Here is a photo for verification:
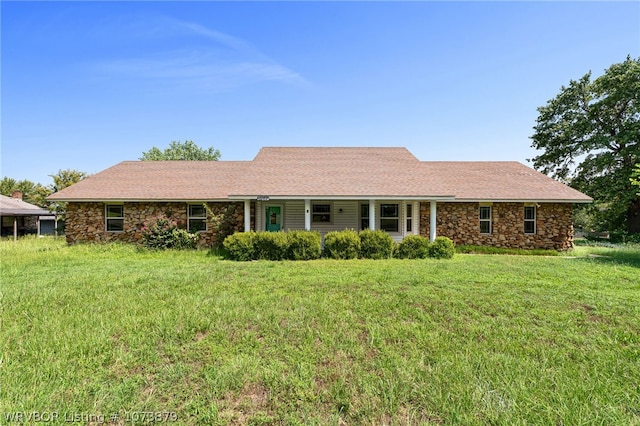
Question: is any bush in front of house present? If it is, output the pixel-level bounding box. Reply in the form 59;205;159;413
223;231;257;261
287;230;322;260
323;229;361;259
428;236;456;259
223;230;321;261
253;231;290;261
359;229;395;259
396;235;430;259
141;216;199;250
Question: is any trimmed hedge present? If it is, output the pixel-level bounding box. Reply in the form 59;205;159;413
287;230;322;260
223;230;321;261
223;231;257;261
359;229;395;259
254;231;289;261
223;230;456;261
429;236;456;259
396;235;430;259
323;229;361;260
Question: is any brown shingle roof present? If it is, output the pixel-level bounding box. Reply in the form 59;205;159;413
0;194;53;216
48;147;592;202
48;161;251;201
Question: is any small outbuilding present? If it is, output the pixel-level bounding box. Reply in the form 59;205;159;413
0;192;56;240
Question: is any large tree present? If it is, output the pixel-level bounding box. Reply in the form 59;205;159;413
140;140;221;161
530;56;640;234
49;169;88;193
47;169;89;219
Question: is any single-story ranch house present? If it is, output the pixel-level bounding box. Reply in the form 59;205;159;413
48;147;592;250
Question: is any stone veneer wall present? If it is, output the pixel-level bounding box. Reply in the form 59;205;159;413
64;201;254;247
419;202;574;250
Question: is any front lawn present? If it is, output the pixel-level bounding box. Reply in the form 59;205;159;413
1;238;639;425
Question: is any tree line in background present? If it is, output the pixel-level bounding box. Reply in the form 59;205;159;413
0;169;88;217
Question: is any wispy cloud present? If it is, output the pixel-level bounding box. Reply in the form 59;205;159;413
88;16;311;93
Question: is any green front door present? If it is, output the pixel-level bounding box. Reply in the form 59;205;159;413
266;206;282;232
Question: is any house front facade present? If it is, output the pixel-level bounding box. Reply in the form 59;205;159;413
48;147;592;250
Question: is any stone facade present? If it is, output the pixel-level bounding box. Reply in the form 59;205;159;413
65;200;574;250
64;201;254;247
420;202;574;250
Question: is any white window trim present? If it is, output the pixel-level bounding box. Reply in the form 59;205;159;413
524;206;536;235
188;204;207;232
360;203;370;230
479;206;492;234
380;203;400;234
105;204;124;232
311;202;332;224
405;201;413;234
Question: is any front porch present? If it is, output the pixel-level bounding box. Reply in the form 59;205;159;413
240;199;441;242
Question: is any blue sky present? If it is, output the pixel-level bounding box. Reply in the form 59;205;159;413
2;1;639;185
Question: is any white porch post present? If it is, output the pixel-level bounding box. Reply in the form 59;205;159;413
430;201;437;242
413;201;420;235
304;199;311;231
369;200;376;230
13;216;17;241
244;199;251;232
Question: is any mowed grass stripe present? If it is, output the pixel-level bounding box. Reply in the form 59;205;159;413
1;237;639;425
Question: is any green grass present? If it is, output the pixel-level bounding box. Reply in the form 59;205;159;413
2;237;639;425
455;245;561;256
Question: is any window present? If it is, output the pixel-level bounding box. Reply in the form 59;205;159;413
360;204;370;230
406;203;413;233
380;204;399;232
188;204;207;232
106;205;124;232
312;204;331;223
524;206;536;234
479;206;492;234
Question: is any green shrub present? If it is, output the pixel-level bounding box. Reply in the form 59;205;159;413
254;231;289;261
396;235;430;259
141;216;199;250
287;230;322;260
359;229;395;259
223;231;257;261
428;236;455;259
324;229;361;259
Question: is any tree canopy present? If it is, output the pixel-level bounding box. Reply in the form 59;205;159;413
49;169;88;193
46;169;89;218
140;140;221;161
1;169;88;215
530;56;640;234
0;177;50;207
631;164;640;196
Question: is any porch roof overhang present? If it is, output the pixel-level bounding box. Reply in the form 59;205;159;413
0;209;54;216
447;198;593;204
228;195;457;201
43;198;232;203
